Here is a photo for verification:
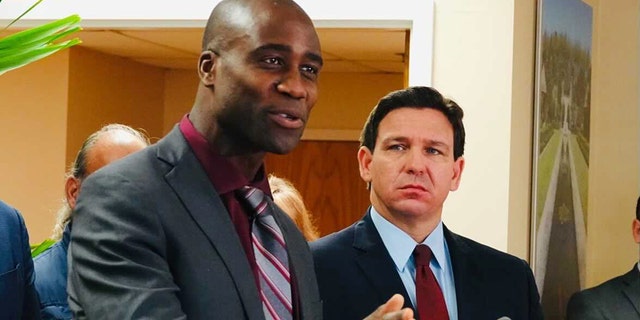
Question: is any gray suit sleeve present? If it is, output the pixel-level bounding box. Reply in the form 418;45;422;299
68;172;186;320
567;291;604;320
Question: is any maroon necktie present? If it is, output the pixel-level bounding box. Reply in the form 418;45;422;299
413;244;449;320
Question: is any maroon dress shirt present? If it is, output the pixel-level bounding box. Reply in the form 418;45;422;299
178;115;300;318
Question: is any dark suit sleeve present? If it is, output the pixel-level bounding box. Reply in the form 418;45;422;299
68;172;186;319
18;208;42;320
523;260;544;320
566;291;604;320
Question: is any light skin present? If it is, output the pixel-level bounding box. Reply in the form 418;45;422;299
358;107;464;243
633;218;640;254
191;0;323;180
364;294;415;320
65;130;147;209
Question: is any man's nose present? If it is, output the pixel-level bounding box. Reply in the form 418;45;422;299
405;149;425;176
276;68;307;100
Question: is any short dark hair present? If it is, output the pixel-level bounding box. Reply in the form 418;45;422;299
636;196;640;220
359;86;465;159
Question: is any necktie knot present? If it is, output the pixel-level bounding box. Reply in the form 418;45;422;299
237;186;268;217
413;244;433;267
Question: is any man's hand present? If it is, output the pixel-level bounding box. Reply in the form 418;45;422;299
364;294;415;320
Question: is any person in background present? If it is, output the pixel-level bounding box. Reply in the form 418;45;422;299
311;86;543;320
0;199;41;319
566;196;640;319
268;174;320;241
33;124;149;320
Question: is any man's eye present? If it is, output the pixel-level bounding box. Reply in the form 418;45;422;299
301;65;318;75
263;57;283;65
426;147;441;155
388;144;406;151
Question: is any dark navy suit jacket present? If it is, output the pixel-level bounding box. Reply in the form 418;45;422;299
310;210;543;320
34;225;71;319
0;200;41;319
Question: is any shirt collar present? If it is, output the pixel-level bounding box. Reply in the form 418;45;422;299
370;207;448;272
178;114;270;196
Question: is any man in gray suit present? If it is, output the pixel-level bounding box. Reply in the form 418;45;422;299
67;0;324;318
67;0;411;319
567;196;640;319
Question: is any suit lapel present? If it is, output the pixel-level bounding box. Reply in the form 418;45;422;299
354;211;414;310
445;226;484;319
621;266;640;316
159;128;264;320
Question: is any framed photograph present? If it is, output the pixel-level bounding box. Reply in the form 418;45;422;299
531;0;593;318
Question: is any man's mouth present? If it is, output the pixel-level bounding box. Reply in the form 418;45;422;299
269;112;304;129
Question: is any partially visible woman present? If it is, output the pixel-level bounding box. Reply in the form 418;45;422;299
268;174;320;241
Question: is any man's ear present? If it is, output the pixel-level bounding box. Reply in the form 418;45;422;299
357;146;373;184
198;50;217;86
632;218;640;244
450;156;465;191
65;177;81;210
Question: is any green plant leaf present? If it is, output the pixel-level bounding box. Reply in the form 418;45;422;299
0;37;81;75
0;14;81;49
0;14;82;76
30;238;56;258
3;0;45;30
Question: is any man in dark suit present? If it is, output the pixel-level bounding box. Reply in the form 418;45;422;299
311;87;543;320
566;196;640;320
0;199;40;319
67;1;410;319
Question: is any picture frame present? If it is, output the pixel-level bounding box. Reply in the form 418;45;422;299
531;0;593;318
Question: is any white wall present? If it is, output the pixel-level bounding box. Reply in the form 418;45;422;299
432;0;515;252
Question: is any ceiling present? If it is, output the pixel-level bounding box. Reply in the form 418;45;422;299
70;27;408;73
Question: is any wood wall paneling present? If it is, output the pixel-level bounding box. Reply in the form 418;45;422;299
265;141;370;237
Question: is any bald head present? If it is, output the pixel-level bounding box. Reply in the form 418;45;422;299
202;0;313;51
84;129;148;176
70;124;149;180
66;124;149;208
52;124;150;239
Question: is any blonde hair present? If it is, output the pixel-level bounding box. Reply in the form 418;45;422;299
268;174;320;241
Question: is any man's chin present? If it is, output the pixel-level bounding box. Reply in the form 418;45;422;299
267;141;299;154
393;201;439;218
267;133;303;154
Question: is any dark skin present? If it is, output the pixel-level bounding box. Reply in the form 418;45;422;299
190;1;415;318
190;0;323;180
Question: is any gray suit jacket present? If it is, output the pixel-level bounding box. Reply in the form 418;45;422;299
68;127;321;319
567;266;640;320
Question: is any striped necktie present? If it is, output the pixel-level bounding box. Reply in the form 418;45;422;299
237;186;293;320
413;244;449;320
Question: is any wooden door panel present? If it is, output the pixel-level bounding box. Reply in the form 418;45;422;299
265;141;370;236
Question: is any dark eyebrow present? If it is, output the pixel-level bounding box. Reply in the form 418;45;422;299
254;43;323;66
